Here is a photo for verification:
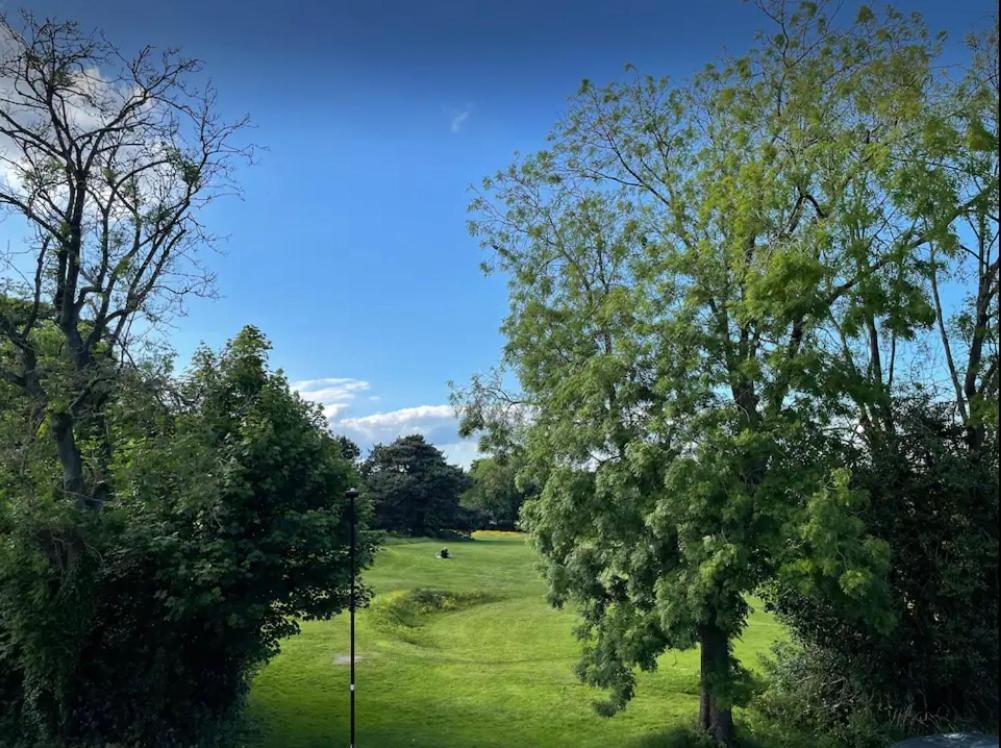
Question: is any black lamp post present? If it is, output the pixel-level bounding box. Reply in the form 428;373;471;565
345;487;359;748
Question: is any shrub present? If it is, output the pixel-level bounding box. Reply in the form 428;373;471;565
0;327;376;746
763;398;999;741
755;642;905;748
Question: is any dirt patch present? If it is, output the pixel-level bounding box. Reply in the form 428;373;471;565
332;653;368;666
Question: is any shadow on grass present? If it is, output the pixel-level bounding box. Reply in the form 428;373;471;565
627;724;808;748
379;532;480;545
627;725;715;748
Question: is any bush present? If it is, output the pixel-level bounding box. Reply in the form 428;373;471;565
763;397;999;742
755;642;905;748
0;327;376;746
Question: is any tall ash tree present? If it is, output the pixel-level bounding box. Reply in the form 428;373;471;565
463;2;993;744
923;24;999;449
0;12;250;509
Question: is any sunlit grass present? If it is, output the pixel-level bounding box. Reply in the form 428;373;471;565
243;532;788;747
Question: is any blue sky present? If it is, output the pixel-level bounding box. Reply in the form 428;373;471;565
4;0;995;465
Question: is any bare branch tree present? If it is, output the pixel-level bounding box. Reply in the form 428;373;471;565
0;11;252;508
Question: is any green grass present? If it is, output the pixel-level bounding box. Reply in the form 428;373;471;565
243;532;788;747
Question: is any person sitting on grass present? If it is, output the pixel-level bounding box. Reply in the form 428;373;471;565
437;547;450;559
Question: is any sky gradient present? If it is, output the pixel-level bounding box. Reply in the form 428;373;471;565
4;0;996;465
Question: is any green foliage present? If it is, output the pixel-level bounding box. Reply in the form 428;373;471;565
463;2;997;743
756;641;906;748
0;327;374;746
335;434;362;462
461;455;535;529
765;397;999;737
362;434;473;535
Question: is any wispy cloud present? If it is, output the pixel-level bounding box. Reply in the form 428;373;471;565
292;377;370;419
447;103;474;134
450;109;470;133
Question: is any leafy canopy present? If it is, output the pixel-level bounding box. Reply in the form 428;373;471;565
0;326;375;745
463;2;993;737
362;434;472;536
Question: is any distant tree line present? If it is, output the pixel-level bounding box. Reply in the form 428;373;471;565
345;433;533;536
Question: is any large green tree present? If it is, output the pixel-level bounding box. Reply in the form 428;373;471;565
361;434;472;535
462;455;534;529
765;19;999;737
463;3;995;743
1;327;374;744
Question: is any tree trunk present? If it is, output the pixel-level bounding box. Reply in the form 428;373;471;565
90;407;113;507
699;625;735;746
51;411;89;510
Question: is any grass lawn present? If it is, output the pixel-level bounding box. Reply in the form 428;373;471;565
243;531;787;747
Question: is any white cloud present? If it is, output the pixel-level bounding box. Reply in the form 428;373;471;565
337;403;455;441
292;375;481;467
333;403;479;467
437;439;481;469
292;377;370;420
0;31;147;194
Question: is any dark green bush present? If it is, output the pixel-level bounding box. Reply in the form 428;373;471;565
0;327;376;746
762;397;999;743
755;642;905;748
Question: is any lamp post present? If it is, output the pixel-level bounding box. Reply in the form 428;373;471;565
345;487;359;748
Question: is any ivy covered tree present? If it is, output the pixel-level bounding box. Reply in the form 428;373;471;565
462;2;995;743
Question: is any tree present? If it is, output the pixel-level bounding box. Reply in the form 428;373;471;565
336;434;362;462
463;3;993;743
1;327;375;744
765;22;999;736
920;24;999;454
462;455;533;529
361;434;471;535
0;12;250;509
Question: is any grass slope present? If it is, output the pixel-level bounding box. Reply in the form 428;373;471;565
244;532;786;747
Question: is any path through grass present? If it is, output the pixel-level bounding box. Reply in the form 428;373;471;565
244;532;786;747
